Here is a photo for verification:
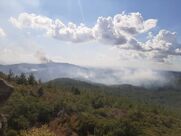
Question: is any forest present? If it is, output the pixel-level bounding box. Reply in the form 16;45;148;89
0;71;181;136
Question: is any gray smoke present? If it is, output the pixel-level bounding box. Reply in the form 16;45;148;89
0;62;178;88
34;50;53;64
74;68;172;87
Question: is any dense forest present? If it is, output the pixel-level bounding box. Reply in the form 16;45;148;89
0;71;181;136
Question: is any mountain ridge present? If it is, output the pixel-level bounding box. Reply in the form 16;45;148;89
0;62;181;87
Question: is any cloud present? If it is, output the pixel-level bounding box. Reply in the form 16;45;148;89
9;13;94;43
10;12;181;63
144;30;179;51
112;12;157;35
117;30;181;62
50;22;94;43
93;16;128;45
142;30;181;62
0;28;6;37
9;13;52;30
10;12;157;44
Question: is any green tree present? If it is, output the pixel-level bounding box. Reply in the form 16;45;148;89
71;87;81;95
7;69;14;81
17;73;27;85
37;87;44;97
27;73;37;85
11;116;29;130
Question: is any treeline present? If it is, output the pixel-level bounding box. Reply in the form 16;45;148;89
7;70;41;85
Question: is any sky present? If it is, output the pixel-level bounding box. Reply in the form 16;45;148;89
0;0;181;71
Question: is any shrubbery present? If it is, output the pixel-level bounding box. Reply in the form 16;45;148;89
0;72;181;136
20;125;55;136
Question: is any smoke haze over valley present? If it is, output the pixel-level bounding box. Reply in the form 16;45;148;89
0;62;179;88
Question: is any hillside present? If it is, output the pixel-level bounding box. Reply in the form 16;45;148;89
0;72;181;136
48;78;181;109
0;63;181;87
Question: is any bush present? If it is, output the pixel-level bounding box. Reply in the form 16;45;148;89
71;87;81;95
37;104;53;123
11;116;30;130
7;129;18;136
115;119;142;136
20;125;55;136
91;97;104;109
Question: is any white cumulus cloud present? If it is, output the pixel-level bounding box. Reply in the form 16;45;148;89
9;12;181;63
118;30;181;62
10;12;157;44
0;28;6;37
142;30;181;62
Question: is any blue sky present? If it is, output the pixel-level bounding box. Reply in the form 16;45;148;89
37;0;181;34
0;0;181;71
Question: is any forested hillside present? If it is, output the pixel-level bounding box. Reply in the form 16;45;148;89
0;72;181;136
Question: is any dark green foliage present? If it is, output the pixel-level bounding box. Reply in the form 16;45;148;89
27;73;37;85
0;74;181;136
11;115;29;130
77;112;143;136
78;113;96;136
37;104;53;123
2;91;55;131
71;87;80;95
91;96;105;109
0;72;6;79
7;69;14;81
37;87;44;97
117;120;142;136
16;73;27;85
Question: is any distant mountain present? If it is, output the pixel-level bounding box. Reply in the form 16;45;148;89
0;62;90;82
0;62;181;87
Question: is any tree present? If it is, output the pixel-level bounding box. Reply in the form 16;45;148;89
71;87;80;95
10;115;29;130
37;87;44;97
27;73;37;85
17;73;27;85
7;69;14;81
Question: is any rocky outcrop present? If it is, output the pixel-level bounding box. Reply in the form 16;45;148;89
0;78;14;104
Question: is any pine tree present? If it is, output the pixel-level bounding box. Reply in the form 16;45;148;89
7;69;14;81
27;73;37;85
17;73;27;85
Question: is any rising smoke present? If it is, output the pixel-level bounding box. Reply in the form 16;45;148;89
34;50;53;63
75;67;173;87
